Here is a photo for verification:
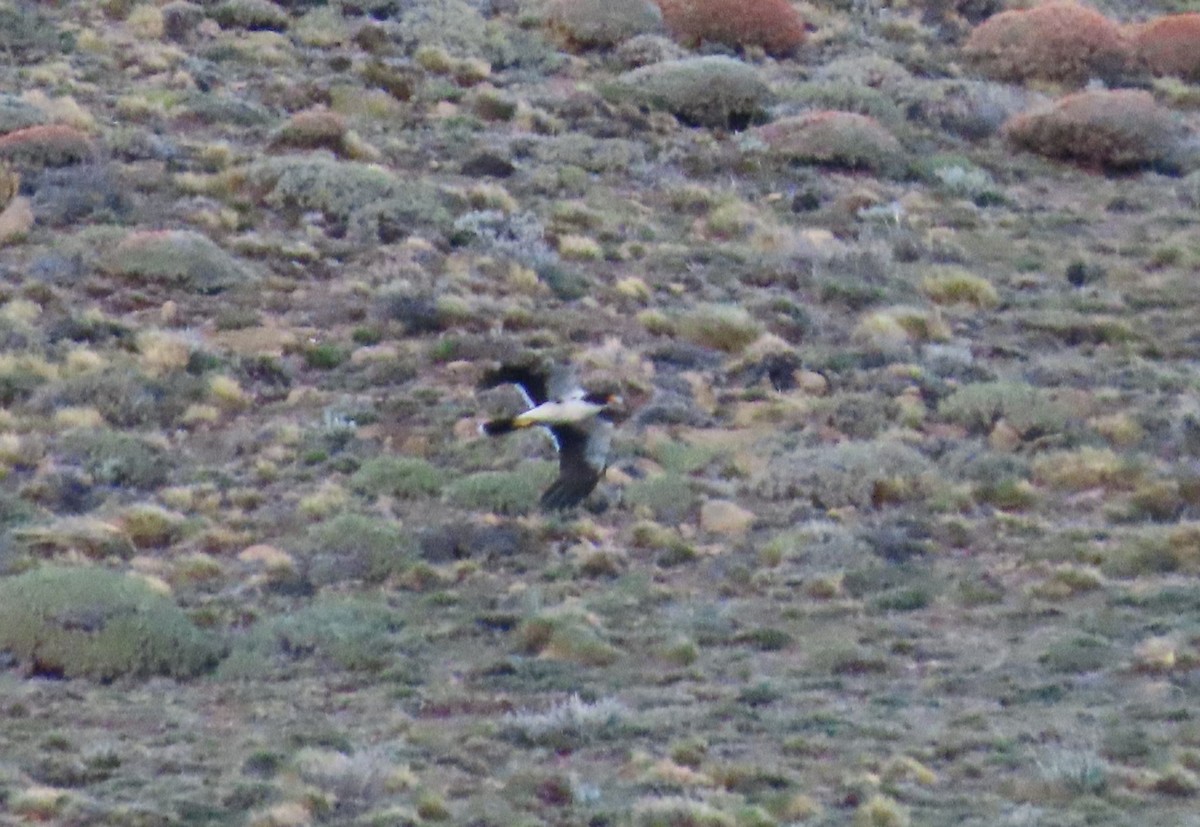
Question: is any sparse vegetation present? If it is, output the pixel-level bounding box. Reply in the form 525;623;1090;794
2;0;1199;822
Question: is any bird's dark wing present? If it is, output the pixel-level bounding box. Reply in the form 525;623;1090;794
540;422;606;510
479;363;551;407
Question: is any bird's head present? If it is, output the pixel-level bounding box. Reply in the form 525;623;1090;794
583;386;627;420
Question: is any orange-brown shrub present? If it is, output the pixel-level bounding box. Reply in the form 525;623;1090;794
653;0;805;56
754;111;903;172
1002;89;1181;172
962;1;1132;85
0;124;95;168
1131;13;1200;82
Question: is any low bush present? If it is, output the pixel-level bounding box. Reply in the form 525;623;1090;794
301;513;415;585
0;565;220;680
350;456;444;499
549;0;663;48
1003;89;1184;173
612;55;770;129
753;111;904;173
444;463;556;516
756;440;933;509
963;1;1132;85
1131;13;1200;82
220;597;404;677
653;0;806;56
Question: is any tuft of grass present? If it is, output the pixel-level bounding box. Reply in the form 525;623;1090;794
855;306;950;350
548;0;663;49
919;267;999;308
677;303;761;354
0;565;221;680
1035;746;1109;796
854;794;909;827
304;343;350;370
16;516;136;560
632;795;735;827
118;503;186;549
350;456;444;499
517;610;621;667
1032;447;1142;492
502;693;628;749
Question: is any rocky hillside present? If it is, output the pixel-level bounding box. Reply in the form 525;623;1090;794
1;0;1200;824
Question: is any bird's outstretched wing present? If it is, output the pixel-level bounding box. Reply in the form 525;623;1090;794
540;419;612;510
479;362;550;407
479;361;581;407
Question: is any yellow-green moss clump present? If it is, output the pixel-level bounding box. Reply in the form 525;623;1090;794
0;565;221;680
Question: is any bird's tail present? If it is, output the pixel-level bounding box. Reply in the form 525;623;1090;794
481;417;519;436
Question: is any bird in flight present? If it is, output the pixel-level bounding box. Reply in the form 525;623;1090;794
479;360;623;510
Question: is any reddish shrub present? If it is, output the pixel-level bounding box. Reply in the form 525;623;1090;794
1002;89;1182;172
962;1;1132;85
0;124;94;168
1131;13;1200;82
754;111;904;172
653;0;805;56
